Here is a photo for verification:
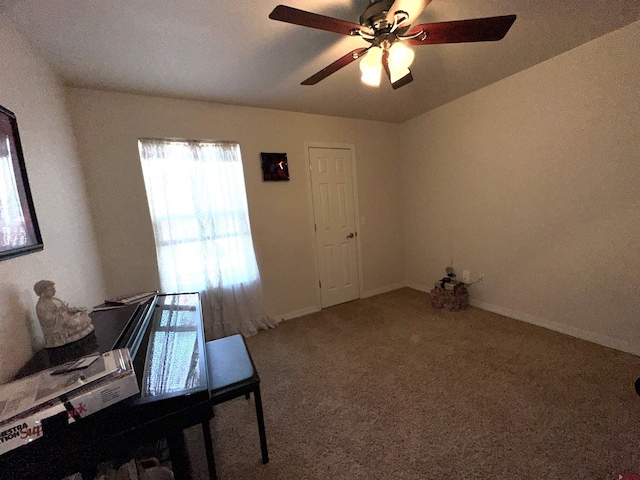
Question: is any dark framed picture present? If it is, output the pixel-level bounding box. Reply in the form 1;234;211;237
0;105;43;261
261;152;290;181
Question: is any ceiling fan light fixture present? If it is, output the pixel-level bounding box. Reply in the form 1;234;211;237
269;3;516;90
359;47;383;87
388;41;415;70
360;64;383;87
387;41;414;83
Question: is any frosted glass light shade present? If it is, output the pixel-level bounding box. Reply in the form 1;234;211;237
388;42;415;70
360;47;383;87
361;65;382;87
388;42;414;83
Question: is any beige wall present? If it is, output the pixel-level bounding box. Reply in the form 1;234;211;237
65;89;404;319
3;11;635;379
0;17;105;382
401;21;640;354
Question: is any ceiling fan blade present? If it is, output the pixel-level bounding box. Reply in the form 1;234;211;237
407;15;516;45
269;5;366;36
382;51;414;90
301;48;368;86
386;0;432;26
391;70;413;89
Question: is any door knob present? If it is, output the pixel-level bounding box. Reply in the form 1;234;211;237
347;233;355;239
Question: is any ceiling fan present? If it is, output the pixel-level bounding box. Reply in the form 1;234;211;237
269;0;516;89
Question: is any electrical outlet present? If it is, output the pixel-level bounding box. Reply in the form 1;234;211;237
462;270;471;283
478;273;485;283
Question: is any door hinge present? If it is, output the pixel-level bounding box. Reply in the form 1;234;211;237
314;223;316;232
319;280;321;288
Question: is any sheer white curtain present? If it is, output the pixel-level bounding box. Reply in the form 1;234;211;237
138;139;280;339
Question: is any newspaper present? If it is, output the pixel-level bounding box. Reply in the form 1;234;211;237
0;349;139;455
0;351;125;424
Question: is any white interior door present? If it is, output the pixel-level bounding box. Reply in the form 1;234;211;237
309;146;360;308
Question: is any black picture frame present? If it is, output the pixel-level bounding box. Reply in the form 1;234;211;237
261;152;290;181
0;105;43;261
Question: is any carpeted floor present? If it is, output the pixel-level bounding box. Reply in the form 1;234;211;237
185;287;640;479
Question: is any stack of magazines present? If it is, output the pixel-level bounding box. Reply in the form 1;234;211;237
0;349;139;455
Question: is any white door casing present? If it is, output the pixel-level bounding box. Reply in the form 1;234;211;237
308;146;360;308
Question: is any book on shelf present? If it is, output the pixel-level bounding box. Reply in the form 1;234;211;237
0;349;139;455
104;291;158;306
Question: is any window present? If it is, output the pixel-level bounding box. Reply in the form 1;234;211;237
138;139;259;293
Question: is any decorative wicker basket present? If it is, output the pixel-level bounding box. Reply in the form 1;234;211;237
429;284;469;312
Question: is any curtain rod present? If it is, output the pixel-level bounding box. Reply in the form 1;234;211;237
138;137;240;145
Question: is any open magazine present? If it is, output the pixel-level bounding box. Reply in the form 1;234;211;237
0;349;139;455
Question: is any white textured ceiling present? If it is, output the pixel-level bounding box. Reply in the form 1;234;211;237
0;0;638;123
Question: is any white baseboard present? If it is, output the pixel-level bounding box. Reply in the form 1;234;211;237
278;305;320;321
408;283;431;294
407;284;639;357
469;299;639;356
276;283;406;321
362;282;406;299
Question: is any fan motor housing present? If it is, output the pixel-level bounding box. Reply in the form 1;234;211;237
359;0;395;29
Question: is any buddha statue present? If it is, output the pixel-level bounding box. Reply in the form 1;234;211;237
33;280;94;348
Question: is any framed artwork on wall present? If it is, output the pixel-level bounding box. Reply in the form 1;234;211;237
260;152;290;181
0;105;43;261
